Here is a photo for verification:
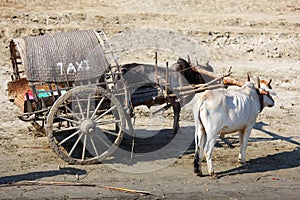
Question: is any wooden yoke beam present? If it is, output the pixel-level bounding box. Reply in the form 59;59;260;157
191;66;245;87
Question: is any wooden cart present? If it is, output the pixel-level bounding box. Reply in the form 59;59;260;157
7;29;237;164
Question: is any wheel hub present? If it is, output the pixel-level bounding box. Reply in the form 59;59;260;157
80;119;95;134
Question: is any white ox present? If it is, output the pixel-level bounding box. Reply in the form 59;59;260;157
193;79;275;177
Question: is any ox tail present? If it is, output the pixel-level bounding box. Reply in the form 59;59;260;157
197;111;207;154
193;101;207;151
193;101;207;174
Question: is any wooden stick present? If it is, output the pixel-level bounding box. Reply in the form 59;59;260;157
193;66;270;95
22;146;49;149
176;75;225;91
155;52;159;85
169;84;224;97
165;62;169;97
0;181;151;196
101;185;151;195
0;181;94;187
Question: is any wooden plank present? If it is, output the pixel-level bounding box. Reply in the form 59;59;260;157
7;78;30;101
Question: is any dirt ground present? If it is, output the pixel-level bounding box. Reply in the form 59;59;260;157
0;0;300;199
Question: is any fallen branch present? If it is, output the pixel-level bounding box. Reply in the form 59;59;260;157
100;185;151;195
0;181;151;196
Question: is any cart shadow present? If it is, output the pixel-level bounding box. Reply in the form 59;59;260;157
0;167;87;185
105;120;300;175
106;126;195;165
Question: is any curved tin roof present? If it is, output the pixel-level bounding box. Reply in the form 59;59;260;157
14;29;109;83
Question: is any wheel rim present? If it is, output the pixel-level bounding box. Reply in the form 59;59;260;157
46;86;125;164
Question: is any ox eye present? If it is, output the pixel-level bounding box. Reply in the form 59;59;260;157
269;90;277;97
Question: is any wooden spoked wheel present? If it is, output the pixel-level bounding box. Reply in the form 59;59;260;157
46;86;125;164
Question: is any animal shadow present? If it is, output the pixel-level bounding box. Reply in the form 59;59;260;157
217;147;299;177
215;121;300;177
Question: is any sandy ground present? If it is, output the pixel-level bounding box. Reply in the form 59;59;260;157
0;0;300;199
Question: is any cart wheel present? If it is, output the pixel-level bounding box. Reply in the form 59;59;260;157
46;86;125;164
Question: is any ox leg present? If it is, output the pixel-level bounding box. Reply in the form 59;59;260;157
194;133;205;176
194;146;200;174
172;102;180;134
238;127;252;164
205;134;218;177
194;122;200;174
193;113;205;176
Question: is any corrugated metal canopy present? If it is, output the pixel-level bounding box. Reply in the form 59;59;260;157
13;29;108;83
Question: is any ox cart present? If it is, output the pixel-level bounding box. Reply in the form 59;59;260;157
7;29;238;164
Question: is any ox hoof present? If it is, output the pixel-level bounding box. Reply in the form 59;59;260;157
210;172;219;179
240;163;249;169
238;160;248;166
194;169;203;177
173;125;179;134
196;172;204;177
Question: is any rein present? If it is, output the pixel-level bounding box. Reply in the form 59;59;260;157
177;66;195;73
255;89;265;113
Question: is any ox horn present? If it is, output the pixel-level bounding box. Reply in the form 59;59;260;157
257;76;261;88
268;79;272;85
187;55;191;64
247;72;251;81
258;88;268;95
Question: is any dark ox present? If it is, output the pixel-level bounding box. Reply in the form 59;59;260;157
120;58;214;133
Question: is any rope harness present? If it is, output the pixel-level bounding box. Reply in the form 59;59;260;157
256;89;264;113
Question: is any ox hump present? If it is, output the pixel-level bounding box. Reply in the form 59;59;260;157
242;81;255;88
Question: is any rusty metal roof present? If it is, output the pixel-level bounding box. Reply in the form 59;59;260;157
13;29;108;83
